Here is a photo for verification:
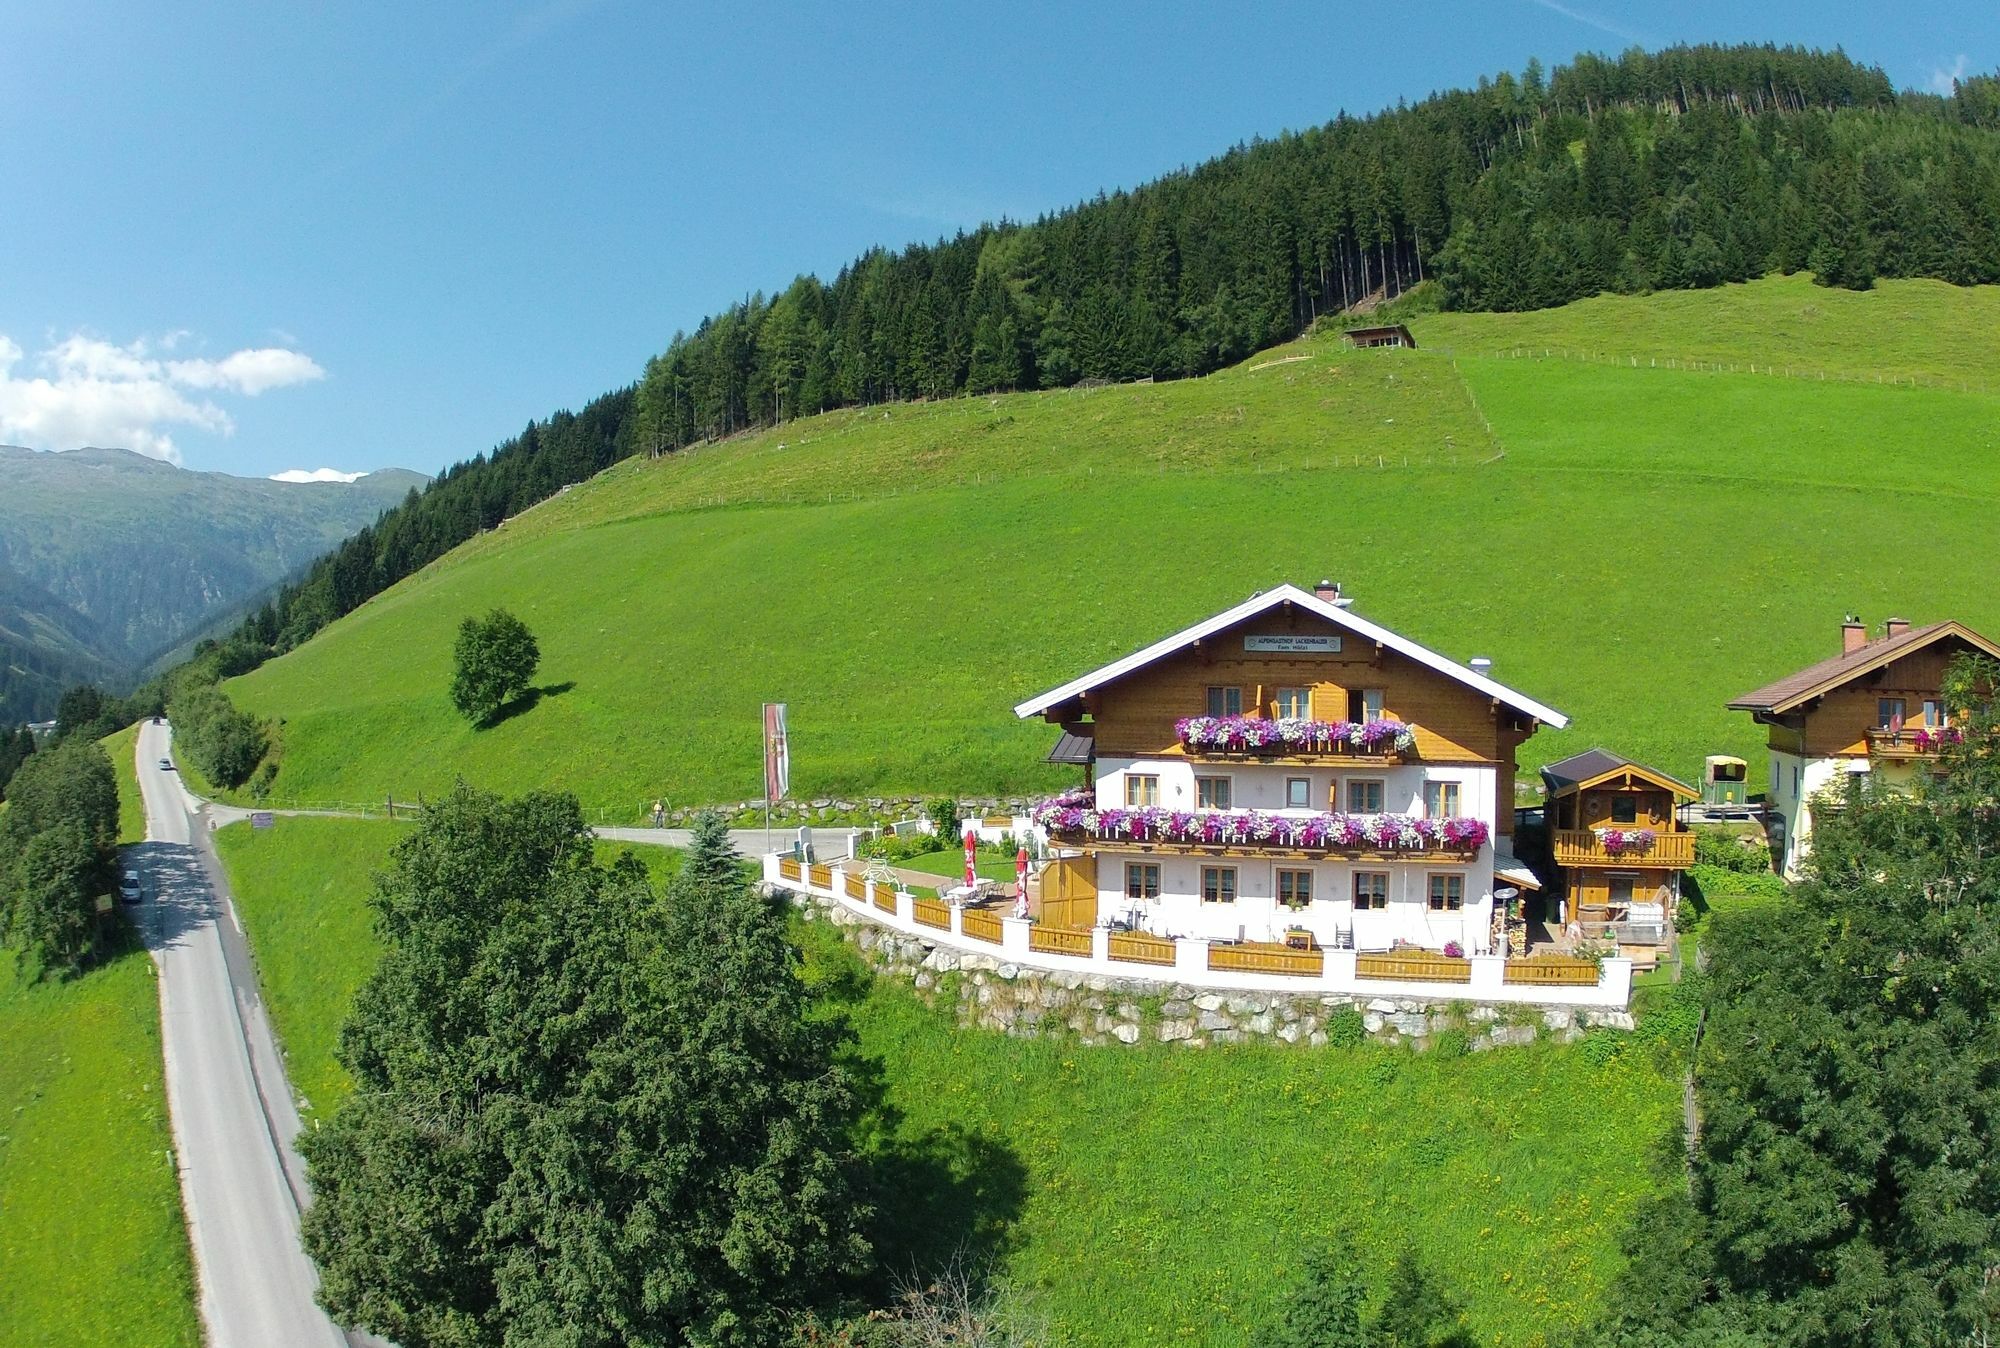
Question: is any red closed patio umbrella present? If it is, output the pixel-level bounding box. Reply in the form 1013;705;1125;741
964;825;978;891
1016;846;1029;900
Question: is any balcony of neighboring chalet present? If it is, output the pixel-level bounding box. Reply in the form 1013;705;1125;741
1550;828;1694;869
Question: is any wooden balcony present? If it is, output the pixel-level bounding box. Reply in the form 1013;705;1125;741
1866;727;1958;760
1552;828;1693;869
1043;827;1480;865
1179;743;1404;767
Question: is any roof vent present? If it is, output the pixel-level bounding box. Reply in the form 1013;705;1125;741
1470;656;1494;678
1314;579;1353;608
1842;615;1867;654
1884;617;1911;639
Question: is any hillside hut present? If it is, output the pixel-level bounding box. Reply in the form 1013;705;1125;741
1343;324;1416;350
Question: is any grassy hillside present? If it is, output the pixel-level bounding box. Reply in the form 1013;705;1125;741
216;816;1681;1346
226;276;2000;811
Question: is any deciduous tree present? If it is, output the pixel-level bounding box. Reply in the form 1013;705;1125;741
449;608;540;726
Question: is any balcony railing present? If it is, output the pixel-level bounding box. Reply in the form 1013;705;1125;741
1552;828;1694;868
1867;726;1960;759
1175;714;1417;763
1033;795;1489;859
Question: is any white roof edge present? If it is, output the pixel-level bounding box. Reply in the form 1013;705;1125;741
1013;583;1570;729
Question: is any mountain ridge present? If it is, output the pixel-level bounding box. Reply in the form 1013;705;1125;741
0;444;426;722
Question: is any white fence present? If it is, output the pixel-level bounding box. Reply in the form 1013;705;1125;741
766;854;1632;1008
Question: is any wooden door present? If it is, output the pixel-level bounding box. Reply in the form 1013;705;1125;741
1038;854;1099;930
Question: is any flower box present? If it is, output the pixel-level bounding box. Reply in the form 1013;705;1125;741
1030;790;1489;854
1174;715;1417;757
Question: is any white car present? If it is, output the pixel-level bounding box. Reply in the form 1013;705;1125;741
159;758;174;771
119;870;143;904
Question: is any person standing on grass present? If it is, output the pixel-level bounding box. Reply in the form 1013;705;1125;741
652;799;665;828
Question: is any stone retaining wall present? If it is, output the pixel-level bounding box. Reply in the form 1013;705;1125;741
792;893;1635;1050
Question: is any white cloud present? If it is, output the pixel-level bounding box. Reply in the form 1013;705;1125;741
168;347;326;395
270;467;367;483
1932;54;1971;95
0;329;326;465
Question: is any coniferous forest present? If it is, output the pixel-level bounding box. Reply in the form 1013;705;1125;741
186;43;2000;685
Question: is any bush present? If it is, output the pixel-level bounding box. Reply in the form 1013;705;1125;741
927;798;962;842
449;608;540;726
0;739;119;978
1324;1006;1366;1048
1692;828;1769;873
168;683;267;789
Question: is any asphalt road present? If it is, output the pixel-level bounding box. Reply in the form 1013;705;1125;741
133;720;350;1348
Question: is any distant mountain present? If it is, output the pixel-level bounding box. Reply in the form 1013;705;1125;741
0;445;426;722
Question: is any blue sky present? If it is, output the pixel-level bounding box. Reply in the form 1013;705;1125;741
1;0;1993;479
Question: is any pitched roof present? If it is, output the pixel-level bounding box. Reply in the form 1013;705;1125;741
1013;583;1569;727
1541;748;1695;798
1726;621;2000;714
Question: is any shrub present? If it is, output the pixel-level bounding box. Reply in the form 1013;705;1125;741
168;683;267;789
926;798;962;842
1324;1005;1366;1047
1692;828;1770;873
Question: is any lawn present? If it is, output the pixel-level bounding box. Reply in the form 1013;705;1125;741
0;943;199;1348
212;815;682;1114
219;816;1680;1346
224;276;2000;814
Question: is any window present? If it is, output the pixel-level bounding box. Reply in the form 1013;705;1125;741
1125;774;1159;807
1923;699;1948;728
1200;866;1238;904
1422;781;1461;819
1285;776;1312;810
1275;687;1312;720
1125;863;1161;900
1206;686;1243;718
1607;873;1636;908
1352;872;1388;910
1195;776;1232;809
1427;874;1465;911
1878;697;1907;730
1277;869;1314;906
1610;794;1638;824
1348;688;1386;722
1347;778;1385;814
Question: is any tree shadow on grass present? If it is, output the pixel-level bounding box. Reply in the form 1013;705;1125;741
481;681;576;729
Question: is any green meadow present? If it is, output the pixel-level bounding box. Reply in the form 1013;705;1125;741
224;275;2000;813
0;732;198;1348
213;816;1682;1346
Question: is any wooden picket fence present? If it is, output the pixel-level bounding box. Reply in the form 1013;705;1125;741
1028;925;1094;957
1107;931;1176;966
1356;952;1472;983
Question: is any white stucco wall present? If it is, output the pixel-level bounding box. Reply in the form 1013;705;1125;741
1772;752;1862;876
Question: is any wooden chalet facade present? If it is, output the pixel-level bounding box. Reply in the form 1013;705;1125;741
1015;583;1564;958
1539;749;1694;965
1728;616;2000;875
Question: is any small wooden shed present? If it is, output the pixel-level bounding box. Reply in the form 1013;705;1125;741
1343;324;1416;349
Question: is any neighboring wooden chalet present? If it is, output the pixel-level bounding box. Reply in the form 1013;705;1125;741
1014;582;1564;959
1344;324;1416;349
1540;749;1695;968
1728;616;2000;874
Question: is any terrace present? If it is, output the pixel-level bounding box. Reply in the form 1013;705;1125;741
1866;726;1960;759
1174;714;1418;765
769;854;1630;1007
1032;791;1490;862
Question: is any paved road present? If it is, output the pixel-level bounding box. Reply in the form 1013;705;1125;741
133;721;350;1348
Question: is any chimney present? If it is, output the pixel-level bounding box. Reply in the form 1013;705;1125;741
1841;615;1866;654
1470;656;1494;678
1884;617;1911;639
1315;578;1353;608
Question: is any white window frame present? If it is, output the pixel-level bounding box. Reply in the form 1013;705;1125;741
1125;773;1160;808
1275;686;1312;720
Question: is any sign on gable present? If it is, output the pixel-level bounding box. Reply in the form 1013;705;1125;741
1244;634;1342;653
